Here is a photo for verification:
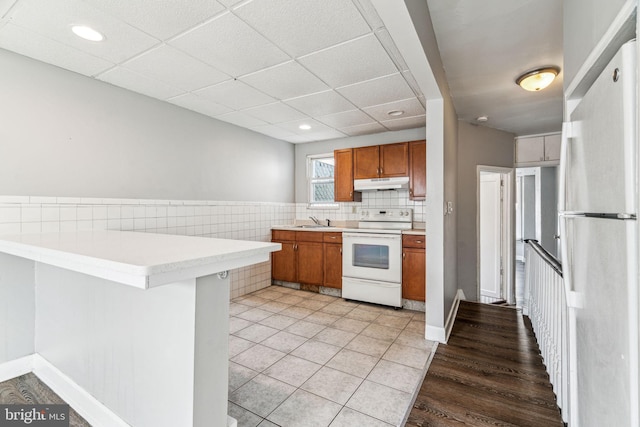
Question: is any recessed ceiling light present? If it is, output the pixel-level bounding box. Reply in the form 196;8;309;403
476;116;489;122
516;67;559;91
299;124;311;130
71;25;105;42
387;110;404;116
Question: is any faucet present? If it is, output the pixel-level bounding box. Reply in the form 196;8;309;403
309;216;321;225
326;219;331;227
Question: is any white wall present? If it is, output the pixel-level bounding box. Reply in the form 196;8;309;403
0;49;294;203
456;121;514;301
0;253;35;365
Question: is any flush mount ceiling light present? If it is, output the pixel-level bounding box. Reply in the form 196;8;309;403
298;124;311;130
71;25;105;42
387;110;404;117
516;67;559;91
476;116;488;122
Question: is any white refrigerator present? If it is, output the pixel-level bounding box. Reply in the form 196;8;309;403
559;40;639;426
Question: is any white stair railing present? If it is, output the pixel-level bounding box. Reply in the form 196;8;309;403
524;239;569;424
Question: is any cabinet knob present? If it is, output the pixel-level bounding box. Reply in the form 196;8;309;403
409;189;413;196
330;236;336;239
403;252;406;259
340;248;342;254
350;191;352;197
416;240;423;244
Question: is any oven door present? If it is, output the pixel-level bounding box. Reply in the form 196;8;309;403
342;232;401;283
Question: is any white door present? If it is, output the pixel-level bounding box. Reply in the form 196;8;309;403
480;172;502;300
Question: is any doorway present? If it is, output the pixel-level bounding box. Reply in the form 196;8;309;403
477;166;514;304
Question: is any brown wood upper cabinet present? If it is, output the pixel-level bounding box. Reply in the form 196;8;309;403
409;140;426;200
334;148;361;202
354;142;409;179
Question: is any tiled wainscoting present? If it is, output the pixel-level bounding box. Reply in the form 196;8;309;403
0;191;425;299
0;195;295;298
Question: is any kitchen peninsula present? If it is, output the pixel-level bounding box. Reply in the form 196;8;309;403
0;230;280;427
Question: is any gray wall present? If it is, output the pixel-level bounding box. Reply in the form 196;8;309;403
563;0;629;87
293;128;425;202
522;175;536;240
0;49;294;203
537;166;558;257
456;121;514;301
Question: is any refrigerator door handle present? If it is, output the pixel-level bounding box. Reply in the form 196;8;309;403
559;215;584;309
558;121;573;213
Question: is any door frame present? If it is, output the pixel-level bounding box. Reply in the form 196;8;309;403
476;166;515;304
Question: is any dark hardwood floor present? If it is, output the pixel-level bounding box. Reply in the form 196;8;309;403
0;373;90;426
407;301;564;427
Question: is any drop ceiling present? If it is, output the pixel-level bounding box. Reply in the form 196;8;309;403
0;0;564;141
0;0;426;143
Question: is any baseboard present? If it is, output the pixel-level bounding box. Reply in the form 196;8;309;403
32;354;130;427
425;325;446;342
444;289;466;342
0;354;34;383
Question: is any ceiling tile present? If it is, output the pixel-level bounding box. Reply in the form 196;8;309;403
381;114;426;131
82;0;225;40
0;0;16;17
97;67;184;100
240;61;328;100
169;11;289;77
0;23;114;76
249;124;297;140
284;90;355;117
281;134;315;143
168;93;233;117
216;111;268;128
298;34;397;87
194;79;276;110
363;98;425;122
7;0;159;63
217;0;244;7
276;118;333;135
243;102;307;124
300;129;347;142
339;122;387;136
234;0;371;57
337;73;414;108
122;45;230;91
316;110;375;128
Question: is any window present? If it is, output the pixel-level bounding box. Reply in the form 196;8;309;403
308;154;337;206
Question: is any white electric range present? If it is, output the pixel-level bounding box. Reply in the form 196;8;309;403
342;208;413;308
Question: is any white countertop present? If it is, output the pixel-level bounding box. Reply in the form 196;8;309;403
272;225;426;235
0;230;280;289
402;229;426;236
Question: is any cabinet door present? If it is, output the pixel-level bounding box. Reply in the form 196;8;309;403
323;243;342;289
544;133;561;161
380;142;409;177
297;241;324;285
272;241;297;282
516;137;545;163
353;145;380;179
334;149;361;202
402;248;425;301
408;141;426;200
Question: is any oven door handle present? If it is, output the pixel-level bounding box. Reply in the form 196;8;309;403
343;233;400;240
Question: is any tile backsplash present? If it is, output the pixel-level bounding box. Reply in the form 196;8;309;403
0;189;424;299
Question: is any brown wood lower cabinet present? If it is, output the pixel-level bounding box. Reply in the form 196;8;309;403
323;232;342;289
271;230;296;282
402;234;426;301
271;230;330;287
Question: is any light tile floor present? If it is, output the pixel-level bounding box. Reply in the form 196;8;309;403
228;286;436;427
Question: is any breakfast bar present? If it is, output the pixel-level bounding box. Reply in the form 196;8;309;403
0;230;280;427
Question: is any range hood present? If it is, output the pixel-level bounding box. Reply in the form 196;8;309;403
354;176;409;191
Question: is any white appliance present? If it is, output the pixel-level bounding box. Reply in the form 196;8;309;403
353;176;409;191
559;40;639;426
342;208;412;308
